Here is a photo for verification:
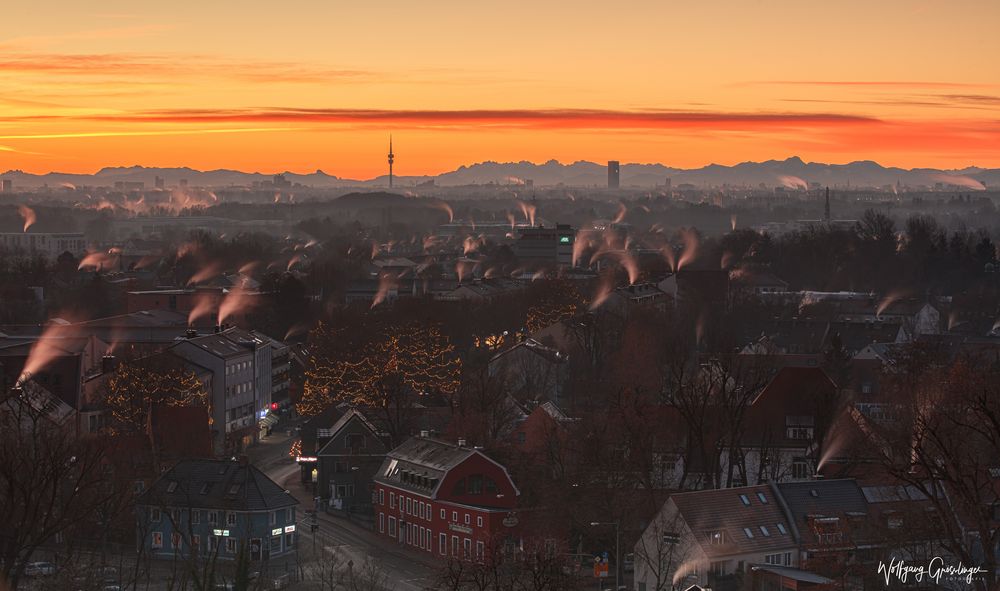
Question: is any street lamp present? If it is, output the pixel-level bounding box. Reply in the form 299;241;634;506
590;521;621;591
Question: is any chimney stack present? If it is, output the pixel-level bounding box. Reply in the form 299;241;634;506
185;328;198;339
419;430;429;438
457;438;466;447
101;354;118;374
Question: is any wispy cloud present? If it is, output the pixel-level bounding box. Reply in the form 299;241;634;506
65;107;879;131
738;80;994;90
0;25;173;50
0;52;371;83
0;128;298;141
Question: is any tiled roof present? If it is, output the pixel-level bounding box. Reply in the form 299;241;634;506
670;484;796;558
138;459;297;511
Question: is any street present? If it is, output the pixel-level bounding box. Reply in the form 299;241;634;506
250;422;439;591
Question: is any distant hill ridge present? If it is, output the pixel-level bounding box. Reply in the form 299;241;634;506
3;157;997;189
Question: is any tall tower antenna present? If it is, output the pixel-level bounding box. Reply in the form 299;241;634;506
388;135;394;189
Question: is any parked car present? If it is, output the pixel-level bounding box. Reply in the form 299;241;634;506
25;562;57;576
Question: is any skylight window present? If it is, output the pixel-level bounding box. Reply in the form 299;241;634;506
166;481;177;493
760;525;771;537
757;492;768;504
200;483;211;495
776;523;787;535
739;494;751;506
228;484;240;494
743;527;754;539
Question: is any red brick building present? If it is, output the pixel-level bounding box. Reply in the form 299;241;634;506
372;437;522;562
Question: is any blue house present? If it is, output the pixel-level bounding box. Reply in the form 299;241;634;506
136;458;298;567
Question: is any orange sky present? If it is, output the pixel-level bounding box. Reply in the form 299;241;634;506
1;0;999;177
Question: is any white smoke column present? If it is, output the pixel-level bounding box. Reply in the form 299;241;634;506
929;174;986;191
661;245;677;273
188;293;215;326
17;317;79;385
777;175;808;190
589;275;614;311
613;202;627;224
506;211;516;230
876;289;910;318
371;272;399;308
218;286;256;325
431;200;455;222
677;229;700;270
517;200;536;227
730;214;737;231
18;205;36;232
187;262;224;285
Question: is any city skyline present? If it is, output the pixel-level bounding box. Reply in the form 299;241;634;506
1;0;999;176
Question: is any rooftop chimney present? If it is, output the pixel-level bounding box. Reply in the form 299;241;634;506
419;430;429;438
457;438;466;447
185;328;198;339
101;354;118;374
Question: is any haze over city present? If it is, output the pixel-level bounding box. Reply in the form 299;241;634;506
3;3;1000;591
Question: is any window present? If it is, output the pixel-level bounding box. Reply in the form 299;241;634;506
776;523;787;535
477;541;485;560
192;510;201;525
390;492;395;508
463;538;472;558
739;494;750;506
477;516;483;527
440;509;446;520
152;532;163;549
764;553;782;565
784;552;793;566
452;536;459;556
469;474;484;494
226;538;238;553
440;533;447;555
207;511;218;525
209;536;219;552
407;498;412;515
388;517;397;536
271;534;281;552
285;533;294;548
286;508;294;522
743;527;754;539
708;530;725;545
192;535;200;552
791;459;809;479
887;515;903;529
379;490;384;506
171;509;180;524
270;511;277;526
759;526;770;537
171;532;182;549
465;513;471;525
379;513;385;533
226;512;237;526
710;561;727;576
757;492;768;504
452;511;458;522
166;481;178;493
151;508;161;523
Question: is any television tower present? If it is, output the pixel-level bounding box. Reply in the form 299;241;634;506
387;135;394;188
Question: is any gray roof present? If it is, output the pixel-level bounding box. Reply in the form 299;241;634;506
138;459;297;512
775;479;869;546
670;484;796;558
374;437;476;497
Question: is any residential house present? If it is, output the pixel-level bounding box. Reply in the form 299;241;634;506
372;437;522;563
135;458;298;568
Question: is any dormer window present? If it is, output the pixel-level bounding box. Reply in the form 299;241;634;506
707;530;725;545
